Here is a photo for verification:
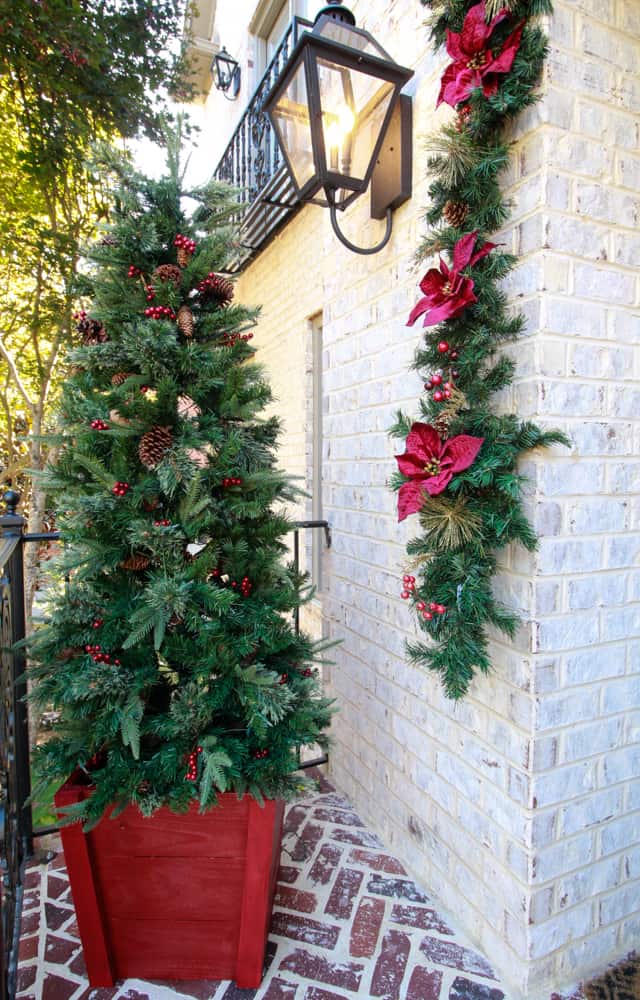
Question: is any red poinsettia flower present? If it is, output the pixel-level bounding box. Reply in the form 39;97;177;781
407;232;495;328
396;423;484;522
437;1;524;109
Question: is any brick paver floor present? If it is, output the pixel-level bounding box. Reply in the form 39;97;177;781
16;771;584;1000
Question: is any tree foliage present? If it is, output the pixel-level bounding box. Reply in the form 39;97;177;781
0;0;189;603
28;148;334;824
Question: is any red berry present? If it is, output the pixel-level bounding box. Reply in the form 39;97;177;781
452;370;459;379
436;604;447;614
431;373;442;386
450;350;459;361
401;590;410;599
424;611;433;620
433;390;444;402
416;601;426;611
444;389;452;399
437;341;449;354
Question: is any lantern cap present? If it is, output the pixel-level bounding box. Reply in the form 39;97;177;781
313;0;356;27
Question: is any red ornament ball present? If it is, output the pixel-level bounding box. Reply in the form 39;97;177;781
437;341;449;354
431;373;443;386
433;390;444;402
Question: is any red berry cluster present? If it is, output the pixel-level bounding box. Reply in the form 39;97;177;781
92;619;103;629
174;234;196;254
90;418;109;431
145;285;156;302
235;576;253;597
220;332;253;347
455;104;472;133
144;305;176;320
254;749;269;759
185;746;203;782
436;341;459;358
400;574;417;599
210;567;253;598
140;385;150;394
279;673;289;685
424;371;459;403
154;519;171;527
84;643;121;665
415;601;447;621
222;476;242;487
302;668;313;678
112;481;130;497
127;265;142;278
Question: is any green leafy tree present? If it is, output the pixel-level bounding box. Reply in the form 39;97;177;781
0;0;188;608
28;150;334;824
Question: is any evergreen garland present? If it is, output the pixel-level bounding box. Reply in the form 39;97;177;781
28;142;333;825
390;0;568;699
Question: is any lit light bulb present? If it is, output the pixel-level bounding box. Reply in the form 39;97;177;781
324;105;355;171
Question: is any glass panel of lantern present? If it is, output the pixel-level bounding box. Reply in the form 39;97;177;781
268;58;316;192
317;57;394;190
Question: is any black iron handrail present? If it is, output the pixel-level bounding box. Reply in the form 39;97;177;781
0;491;59;1000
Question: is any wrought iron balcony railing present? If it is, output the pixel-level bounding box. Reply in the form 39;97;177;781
214;17;312;272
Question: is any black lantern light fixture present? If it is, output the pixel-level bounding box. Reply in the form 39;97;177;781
212;46;241;99
263;0;414;254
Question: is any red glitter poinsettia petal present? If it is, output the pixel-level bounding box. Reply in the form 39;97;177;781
486;22;525;75
443;434;484;474
460;1;499;53
453;232;479;271
442;69;476;107
469;241;497;266
405;422;441;460
423;469;454;496
444;28;466;63
407;297;431;327
397;480;427;522
419;267;446;297
396;451;429;478
437;62;458;107
481;76;500;98
419;297;467;326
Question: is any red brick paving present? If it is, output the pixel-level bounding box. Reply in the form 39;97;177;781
15;773;586;1000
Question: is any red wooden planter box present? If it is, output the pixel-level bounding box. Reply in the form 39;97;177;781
55;774;284;989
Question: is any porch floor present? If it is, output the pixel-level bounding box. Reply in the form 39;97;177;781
16;772;583;1000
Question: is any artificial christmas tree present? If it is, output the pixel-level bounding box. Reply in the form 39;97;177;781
28;146;333;988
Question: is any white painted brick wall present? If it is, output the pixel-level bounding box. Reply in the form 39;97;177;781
203;0;639;995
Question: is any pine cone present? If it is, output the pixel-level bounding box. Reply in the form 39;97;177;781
120;553;151;571
139;425;173;468
176;247;191;268
111;371;134;386
443;200;469;228
177;305;194;337
153;264;183;287
56;646;83;662
197;272;234;306
77;314;108;345
434;411;451;439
